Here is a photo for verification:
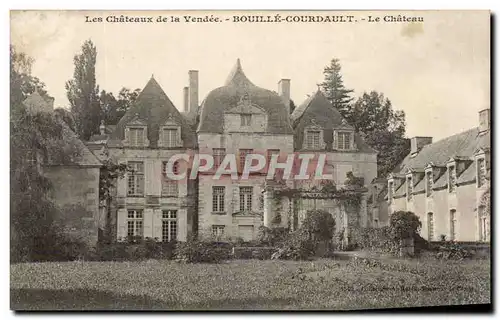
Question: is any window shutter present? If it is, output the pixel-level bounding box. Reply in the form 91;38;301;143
117;209;127;241
153;209;162;241
143;209;153;239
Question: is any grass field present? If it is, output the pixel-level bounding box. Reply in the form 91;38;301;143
10;257;491;310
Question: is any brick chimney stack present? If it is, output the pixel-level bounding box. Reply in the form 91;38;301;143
188;70;199;113
278;79;291;115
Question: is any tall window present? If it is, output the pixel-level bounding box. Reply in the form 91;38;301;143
477;158;486;187
426;171;433;197
239;186;253;211
241;114;252;126
162;210;177;242
427;212;434;241
212;225;225;238
129;128;145;146
213;148;226;169
388;181;394;203
406;176;413;201
212;186;225;213
449;209;457;241
162;161;178;196
337;132;351;150
479;205;489;242
127;210;143;238
448;165;456;193
127;162;144;196
163;128;178;147
306;131;320;149
239;149;253;171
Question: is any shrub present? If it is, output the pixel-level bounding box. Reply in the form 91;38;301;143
389;211;422;240
257;226;289;246
95;238;177;261
30;227;90;262
301;210;335;242
358;227;396;253
174;239;232;263
271;229;315;260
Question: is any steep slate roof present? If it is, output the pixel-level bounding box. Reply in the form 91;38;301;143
389;127;490;198
396;127;489;173
292;89;377;153
56;120;102;167
197;59;293;134
109;76;196;148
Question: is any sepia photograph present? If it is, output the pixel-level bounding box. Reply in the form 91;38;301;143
9;9;491;311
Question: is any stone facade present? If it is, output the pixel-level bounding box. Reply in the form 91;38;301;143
86;60;378;243
372;110;491;242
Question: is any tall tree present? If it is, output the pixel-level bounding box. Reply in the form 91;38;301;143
99;87;141;125
319;58;354;117
350;91;410;177
65;39;100;140
10;47;76;262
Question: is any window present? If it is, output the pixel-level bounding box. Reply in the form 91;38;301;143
212;225;225;238
127;210;143;238
448;165;456;193
388;181;394;203
373;219;379;228
306;131;320;149
129;128;145;146
478;206;489;242
161;161;179;197
213;148;226;169
239;149;253;171
477;158;486;187
162;128;178;147
406;176;413;201
450;209;457;241
162;180;178;197
127;162;144;196
239;186;253;211
426;171;433;197
212;186;225;213
241;114;252;126
337;132;351;150
259;194;264;211
162;210;177;242
427;212;434;241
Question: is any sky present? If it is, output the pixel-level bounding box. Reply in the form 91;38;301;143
10;10;490;141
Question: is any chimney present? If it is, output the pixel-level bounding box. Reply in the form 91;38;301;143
410;137;433;156
188;70;199;113
278;79;291;115
99;120;106;135
479;109;490;134
183;87;189;112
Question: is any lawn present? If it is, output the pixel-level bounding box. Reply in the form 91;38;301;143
10;257;491;310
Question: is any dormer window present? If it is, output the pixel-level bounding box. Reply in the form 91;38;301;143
241;114;252;126
306;130;321;149
129;128;144;146
337;131;352;150
425;170;433;197
158;114;182;148
406;175;413;201
162;128;179;148
448;165;456;193
124;114;149;147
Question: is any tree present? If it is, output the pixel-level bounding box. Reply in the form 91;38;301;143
350;91;410;177
66;39;100;140
54;108;76;132
319;58;354;117
389;211;422;240
301;210;335;242
10;47;76;262
99;87;141;125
